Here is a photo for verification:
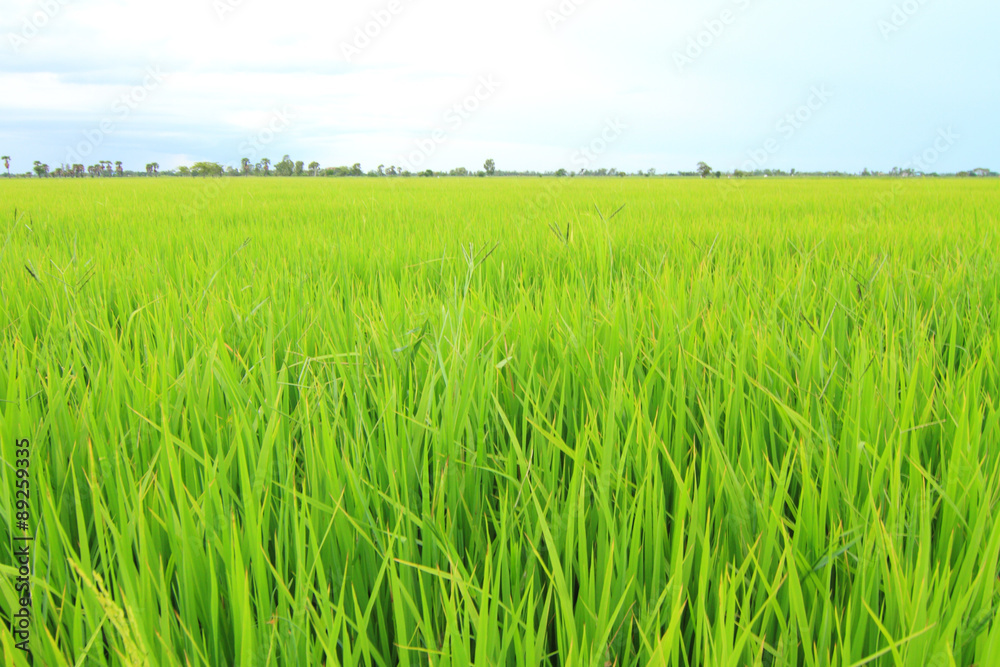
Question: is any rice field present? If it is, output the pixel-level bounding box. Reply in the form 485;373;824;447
2;177;999;666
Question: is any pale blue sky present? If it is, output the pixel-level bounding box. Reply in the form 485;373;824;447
1;0;997;174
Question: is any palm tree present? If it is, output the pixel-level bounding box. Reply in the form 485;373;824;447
146;163;153;176
261;157;271;175
308;161;320;176
2;156;10;177
115;161;123;177
241;158;251;176
151;162;159;176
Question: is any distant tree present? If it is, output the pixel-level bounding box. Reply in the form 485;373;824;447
177;166;191;176
484;158;496;176
115;161;124;177
146;163;153;176
2;156;9;177
191;162;224;177
151;162;159;176
714;171;721;178
273;155;292;176
308;161;320;176
241;158;251;176
294;160;304;176
449;167;469;176
350;163;363;177
647;168;656;177
696;162;712;178
377;164;385;176
419;169;433;177
555;168;568;177
261;158;271;175
33;160;46;177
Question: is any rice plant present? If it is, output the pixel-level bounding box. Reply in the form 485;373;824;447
1;176;999;666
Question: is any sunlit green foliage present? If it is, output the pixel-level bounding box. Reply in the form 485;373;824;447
2;177;999;666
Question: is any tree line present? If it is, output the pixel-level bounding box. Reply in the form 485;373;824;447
2;155;995;179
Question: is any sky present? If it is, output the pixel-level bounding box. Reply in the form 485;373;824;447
1;0;997;174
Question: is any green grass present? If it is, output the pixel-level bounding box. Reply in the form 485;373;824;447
1;176;999;666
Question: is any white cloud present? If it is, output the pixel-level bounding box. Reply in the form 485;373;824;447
0;0;997;173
